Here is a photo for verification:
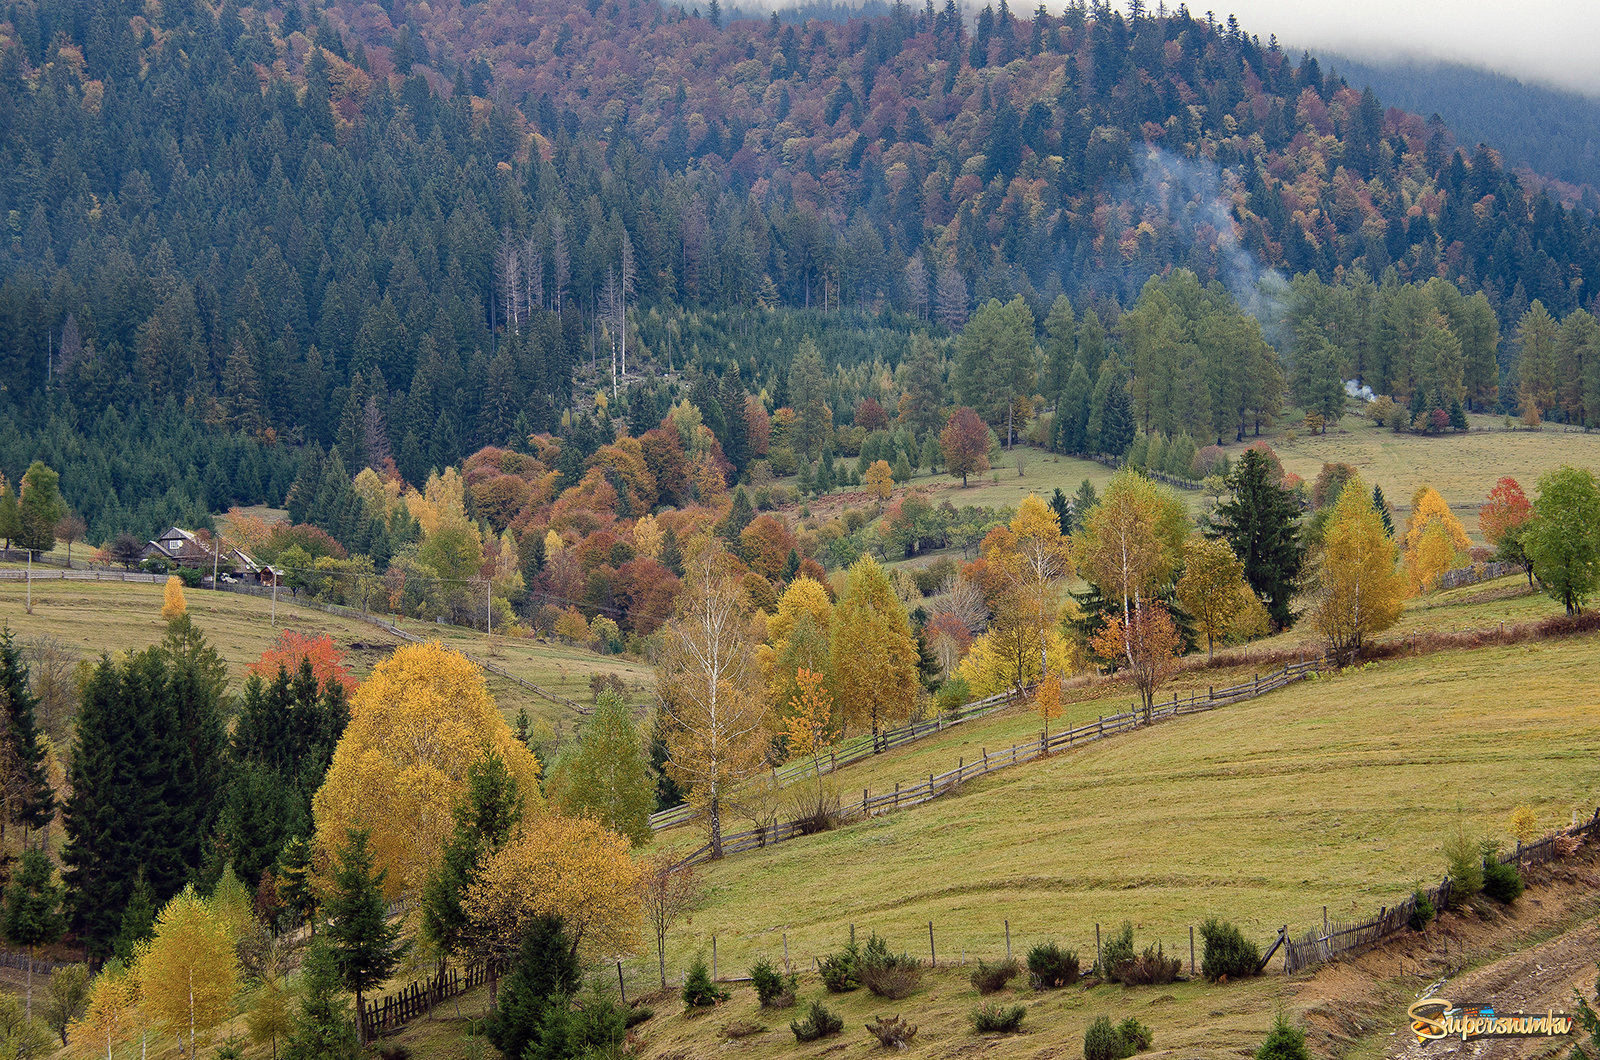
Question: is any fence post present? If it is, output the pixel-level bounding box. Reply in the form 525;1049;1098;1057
929;922;936;968
712;936;717;981
617;960;626;1003
894;782;900;809
1190;926;1195;975
784;933;790;973
1005;920;1011;959
1095;924;1101;975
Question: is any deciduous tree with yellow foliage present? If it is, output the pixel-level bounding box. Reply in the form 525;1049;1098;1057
160;576;186;620
1309;480;1407;664
1402;485;1471;593
656;549;768;858
464;814;641;964
68;964;137;1060
761;576;833;712
1175;535;1254;659
830;556;919;748
135;885;238;1060
865;459;894;503
982;494;1075;700
1076;470;1188;677
784;668;839;794
311;641;542;899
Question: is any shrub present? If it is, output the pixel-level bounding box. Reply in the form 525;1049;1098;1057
1117;944;1181;986
819;939;860;992
970;957;1020;994
1026;941;1079;989
1084;1016;1128;1060
790;999;843;1042
1199;918;1260;982
722;1019;765;1039
1481;853;1524;903
1409;889;1436;930
750;958;797;1008
970;1002;1027;1033
681;958;729;1009
865;1014;918;1049
1099;922;1135;977
858;934;923;999
1442;824;1484;906
1254;1013;1312;1060
1118;1017;1154;1052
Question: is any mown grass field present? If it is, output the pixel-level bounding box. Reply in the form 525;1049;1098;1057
0;578;648;735
642;631;1600;1003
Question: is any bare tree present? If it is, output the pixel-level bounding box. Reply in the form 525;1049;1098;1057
23;636;77;742
637;853;702;989
600;266;621;396
496;227;523;332
904;250;930;320
522;229;544;312
934;263;969;329
551;216;571;310
361;396;392;471
54;513;86;568
619;233;637;380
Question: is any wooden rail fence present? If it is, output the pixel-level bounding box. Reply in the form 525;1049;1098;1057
1282;808;1600;974
670;658;1326;867
359;961;506;1039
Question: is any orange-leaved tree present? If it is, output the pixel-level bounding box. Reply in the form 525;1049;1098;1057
1089;605;1181;722
1478;477;1535;585
1309;479;1406;664
1402;485;1471;593
784;667;839;794
311;641;543;899
940;407;991;486
656;548;768;859
246;630;357;694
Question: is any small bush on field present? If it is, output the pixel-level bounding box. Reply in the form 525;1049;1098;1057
682;958;729;1009
722;1019;764;1039
750;958;797;1008
790;999;843;1042
1442;824;1484;906
865;1014;918;1049
1116;944;1181;986
1199;918;1260;981
858;934;923;1000
1099;922;1135;976
1409;889;1435;930
1026;941;1079;989
1255;1013;1311;1060
1481;851;1524;903
819;940;860;992
1118;1018;1154;1052
970;1002;1026;1033
970;957;1020;994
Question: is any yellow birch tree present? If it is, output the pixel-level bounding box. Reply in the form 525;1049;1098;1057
312;641;543;899
982;494;1076;712
1075;470;1188;674
1175;535;1252;659
68;965;137;1060
135;886;238;1060
656;549;768;858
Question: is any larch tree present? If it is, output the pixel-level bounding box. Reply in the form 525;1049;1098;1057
1308;480;1406;662
546;690;654;845
1523;465;1600;615
311;641;542;899
830;555;919;749
1175;535;1252;659
656;549;768;857
940;406;991;486
135;885;239;1060
161;576;187;621
464;813;641;964
248;976;292;1060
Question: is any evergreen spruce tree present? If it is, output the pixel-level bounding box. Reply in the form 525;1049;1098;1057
1209;448;1305;629
485;915;581;1060
322;829;408;1041
0;627;55;837
1372;485;1395;536
1057;361;1093;453
111;872;156;962
284;937;362;1060
421;750;525;957
2;847;63;1020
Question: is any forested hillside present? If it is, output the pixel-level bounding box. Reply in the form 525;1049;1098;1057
1322;52;1600;202
5;0;1600;539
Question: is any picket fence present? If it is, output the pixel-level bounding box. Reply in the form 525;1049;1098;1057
358;961;507;1039
670;657;1326;867
1281;807;1600;974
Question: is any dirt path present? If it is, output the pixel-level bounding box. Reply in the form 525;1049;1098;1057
1295;844;1600;1060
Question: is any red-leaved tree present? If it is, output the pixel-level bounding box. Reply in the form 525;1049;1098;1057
246;630;357;694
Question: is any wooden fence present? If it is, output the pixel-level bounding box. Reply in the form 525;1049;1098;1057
0;568;163;583
359;961;506;1039
1282;808;1600;974
670;658;1326;867
1435;561;1521;591
0;948;75;975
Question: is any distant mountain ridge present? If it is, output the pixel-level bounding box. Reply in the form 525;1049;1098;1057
1320;51;1600;202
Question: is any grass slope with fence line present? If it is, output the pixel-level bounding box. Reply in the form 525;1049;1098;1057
635;630;1600;1001
0;578;649;736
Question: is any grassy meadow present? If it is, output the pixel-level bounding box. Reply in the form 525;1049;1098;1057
0;578;648;735
642;631;1600;994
